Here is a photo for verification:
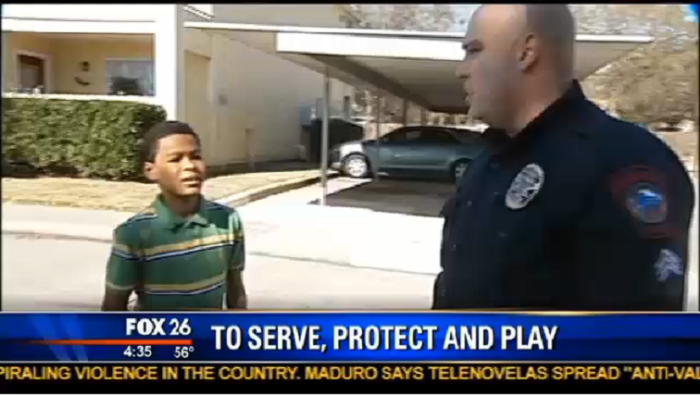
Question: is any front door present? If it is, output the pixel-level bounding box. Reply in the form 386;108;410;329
18;54;45;93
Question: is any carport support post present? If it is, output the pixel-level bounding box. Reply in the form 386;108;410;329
402;99;408;126
155;4;185;120
319;67;331;206
1;31;6;93
374;95;382;182
0;5;5;94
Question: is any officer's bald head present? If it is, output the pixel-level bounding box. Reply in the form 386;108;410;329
524;4;576;78
456;4;577;131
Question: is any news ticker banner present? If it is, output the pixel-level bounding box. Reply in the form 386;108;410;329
0;312;700;362
1;363;699;393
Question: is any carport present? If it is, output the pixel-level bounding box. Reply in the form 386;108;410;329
186;21;653;204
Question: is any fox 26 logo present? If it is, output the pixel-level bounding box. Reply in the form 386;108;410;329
126;318;192;336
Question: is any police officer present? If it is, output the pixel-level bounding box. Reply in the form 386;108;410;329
434;4;695;311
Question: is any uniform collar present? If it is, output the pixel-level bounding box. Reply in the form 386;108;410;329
152;194;210;230
495;80;586;157
481;127;509;146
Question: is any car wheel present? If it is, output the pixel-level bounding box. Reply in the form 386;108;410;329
342;154;370;178
452;160;471;182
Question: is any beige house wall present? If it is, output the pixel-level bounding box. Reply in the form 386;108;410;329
3;4;357;167
184;50;215;166
4;33;56;92
4;32;152;94
52;37;152;95
201;4;355;164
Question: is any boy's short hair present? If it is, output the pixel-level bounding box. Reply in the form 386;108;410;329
140;121;201;164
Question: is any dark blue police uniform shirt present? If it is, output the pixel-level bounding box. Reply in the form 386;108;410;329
435;81;695;311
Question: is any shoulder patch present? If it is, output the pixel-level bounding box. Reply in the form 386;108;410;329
609;166;679;238
654;249;684;282
625;183;667;224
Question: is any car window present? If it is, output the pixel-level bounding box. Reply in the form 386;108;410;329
421;130;457;144
382;130;407;142
383;128;423;143
454;133;479;144
405;130;423;141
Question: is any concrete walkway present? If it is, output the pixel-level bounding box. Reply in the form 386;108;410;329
3;234;434;311
2;177;444;275
3;174;698;309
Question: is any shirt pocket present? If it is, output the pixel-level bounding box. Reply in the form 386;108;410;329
487;193;548;264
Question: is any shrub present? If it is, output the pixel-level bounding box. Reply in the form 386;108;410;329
2;97;166;180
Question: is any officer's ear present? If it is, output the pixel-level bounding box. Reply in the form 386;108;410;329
516;32;539;72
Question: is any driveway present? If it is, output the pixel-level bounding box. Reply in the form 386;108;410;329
2;174;697;311
319;178;456;217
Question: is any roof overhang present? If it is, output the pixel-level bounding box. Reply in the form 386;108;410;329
2;17;155;35
274;31;653;113
205;22;653;113
188;22;653;113
1;6;208;35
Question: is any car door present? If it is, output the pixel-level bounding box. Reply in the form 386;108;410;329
377;128;424;173
412;129;461;172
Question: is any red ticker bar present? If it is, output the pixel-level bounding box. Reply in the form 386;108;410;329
29;339;193;346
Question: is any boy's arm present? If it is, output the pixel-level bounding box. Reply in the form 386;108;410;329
226;212;247;310
102;227;140;311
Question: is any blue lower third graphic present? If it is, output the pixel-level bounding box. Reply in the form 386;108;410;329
0;313;700;362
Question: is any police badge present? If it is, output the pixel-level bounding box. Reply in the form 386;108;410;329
505;163;545;210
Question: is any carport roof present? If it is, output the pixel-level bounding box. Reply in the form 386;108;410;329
187;21;653;114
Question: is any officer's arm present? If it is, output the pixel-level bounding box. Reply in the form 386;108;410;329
584;164;694;310
433;195;457;310
432;272;447;309
628;165;695;310
226;212;247;310
102;227;139;311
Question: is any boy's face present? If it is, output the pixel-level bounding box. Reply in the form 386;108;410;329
144;134;206;197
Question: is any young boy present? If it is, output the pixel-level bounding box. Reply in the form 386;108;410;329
101;121;247;311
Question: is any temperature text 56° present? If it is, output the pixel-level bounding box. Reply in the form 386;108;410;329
174;346;195;359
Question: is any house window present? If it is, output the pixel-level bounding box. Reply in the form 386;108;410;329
105;59;154;96
18;54;46;93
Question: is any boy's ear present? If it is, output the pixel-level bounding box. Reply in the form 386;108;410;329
144;162;157;182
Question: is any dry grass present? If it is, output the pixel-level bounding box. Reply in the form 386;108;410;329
1;170;320;212
654;131;698;162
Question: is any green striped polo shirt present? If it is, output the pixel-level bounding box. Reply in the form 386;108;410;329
105;195;245;311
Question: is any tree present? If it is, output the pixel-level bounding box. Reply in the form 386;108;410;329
572;4;698;125
340;5;458;131
341;4;455;31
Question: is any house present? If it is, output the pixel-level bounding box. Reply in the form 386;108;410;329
1;4;355;168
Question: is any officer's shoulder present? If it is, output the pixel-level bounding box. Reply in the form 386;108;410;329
593;112;683;167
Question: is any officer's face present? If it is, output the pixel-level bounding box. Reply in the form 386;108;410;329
456;6;523;127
